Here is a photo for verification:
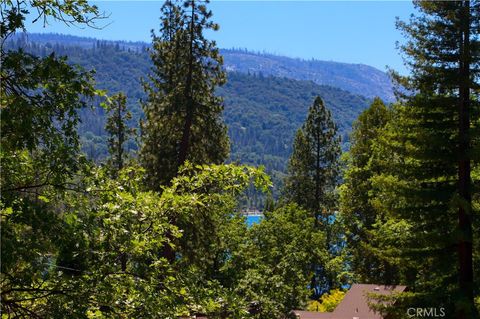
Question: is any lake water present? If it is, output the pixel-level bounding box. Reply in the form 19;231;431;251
246;215;263;226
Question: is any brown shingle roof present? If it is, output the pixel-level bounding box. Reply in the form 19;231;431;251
334;284;406;319
293;310;333;319
294;284;407;319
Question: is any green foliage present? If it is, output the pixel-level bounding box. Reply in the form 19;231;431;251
1;1;274;317
1;2;103;314
11;1;480;318
1;1;106;317
1;51;100;187
306;289;346;312
140;0;229;189
235;204;327;318
283;96;341;217
166;162;271;270
1;158;273;317
374;1;480;317
222;72;368;168
281;96;342;296
368;97;476;317
1;1;352;317
0;0;104;40
104;92;135;177
49;166;180;317
0;1;104;221
1;1;363;318
338;97;399;284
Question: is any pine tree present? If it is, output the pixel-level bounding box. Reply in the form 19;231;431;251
339;98;399;284
282;96;341;296
376;2;480;317
104;92;135;178
284;96;340;224
283;129;315;209
140;0;229;190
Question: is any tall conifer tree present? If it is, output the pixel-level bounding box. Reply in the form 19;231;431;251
140;0;229;189
105;92;135;178
339;98;398;284
283;96;340;219
282;96;341;296
375;2;479;317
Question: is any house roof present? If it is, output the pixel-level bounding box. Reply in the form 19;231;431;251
293;310;333;319
294;284;407;319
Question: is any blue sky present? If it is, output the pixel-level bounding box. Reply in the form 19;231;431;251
27;1;415;74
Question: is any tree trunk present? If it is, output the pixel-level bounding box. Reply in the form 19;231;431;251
117;99;124;174
163;1;196;265
315;139;321;226
177;0;196;169
456;2;474;318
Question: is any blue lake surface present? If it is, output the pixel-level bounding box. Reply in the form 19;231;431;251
246;215;263;226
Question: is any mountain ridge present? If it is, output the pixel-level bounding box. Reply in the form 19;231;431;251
13;33;394;101
221;49;394;101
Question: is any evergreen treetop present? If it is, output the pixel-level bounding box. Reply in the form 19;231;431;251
140;0;229;190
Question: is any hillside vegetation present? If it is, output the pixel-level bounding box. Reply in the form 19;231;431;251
15;33;394;101
222;49;394;101
6;34;370;192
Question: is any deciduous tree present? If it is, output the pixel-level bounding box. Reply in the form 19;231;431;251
0;1;105;316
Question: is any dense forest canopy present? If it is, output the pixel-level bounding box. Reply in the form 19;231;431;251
1;0;479;318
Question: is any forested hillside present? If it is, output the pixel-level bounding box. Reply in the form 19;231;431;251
5;34;370;189
222;49;394;102
222;72;368;172
12;33;394;101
